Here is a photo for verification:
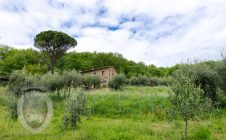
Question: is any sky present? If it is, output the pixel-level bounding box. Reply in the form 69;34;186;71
0;0;226;67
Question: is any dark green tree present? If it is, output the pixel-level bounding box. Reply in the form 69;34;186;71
34;30;77;73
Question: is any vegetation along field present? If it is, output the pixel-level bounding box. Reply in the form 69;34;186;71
0;86;225;140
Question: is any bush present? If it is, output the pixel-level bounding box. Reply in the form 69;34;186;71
62;70;82;96
130;75;149;86
215;59;226;107
62;70;82;89
191;127;211;140
173;64;222;106
63;90;87;129
7;95;18;119
149;77;171;86
8;70;39;96
156;77;171;86
149;77;158;86
25;64;46;75
82;74;100;90
108;74;127;90
40;72;64;96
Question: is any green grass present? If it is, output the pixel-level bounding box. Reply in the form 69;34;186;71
0;86;225;140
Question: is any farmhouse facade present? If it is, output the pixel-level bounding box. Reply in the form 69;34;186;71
81;66;117;85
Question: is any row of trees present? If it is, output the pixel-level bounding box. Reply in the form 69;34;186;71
8;69;101;97
7;69;170;95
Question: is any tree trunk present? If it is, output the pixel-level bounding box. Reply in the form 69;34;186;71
64;88;66;98
184;119;188;140
50;58;55;74
50;63;54;74
68;86;71;98
57;88;60;97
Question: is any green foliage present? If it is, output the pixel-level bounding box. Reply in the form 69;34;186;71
7;95;18;119
149;77;171;86
58;52;174;78
108;74;127;90
8;70;40;96
63;90;87;129
1;45;177;78
0;86;225;139
62;70;82;97
0;46;45;76
34;30;77;73
174;63;223;106
191;127;211;140
62;70;82;88
40;72;64;95
82;74;100;90
170;71;212;140
130;75;149;86
170;72;212;120
215;58;226;107
88;87;171;120
24;64;46;75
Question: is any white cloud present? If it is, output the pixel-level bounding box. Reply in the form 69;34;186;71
0;0;226;66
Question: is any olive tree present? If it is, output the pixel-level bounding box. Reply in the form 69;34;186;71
8;69;40;96
82;74;100;90
108;74;127;90
216;58;226;107
63;90;87;129
169;71;211;140
130;75;149;86
40;72;64;97
62;70;82;97
174;64;223;106
34;30;77;74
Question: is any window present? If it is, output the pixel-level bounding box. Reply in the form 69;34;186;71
94;72;96;75
102;71;104;76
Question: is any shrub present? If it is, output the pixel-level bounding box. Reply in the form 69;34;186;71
130;77;138;86
62;70;82;96
173;64;222;106
25;64;46;75
8;70;39;96
130;75;149;86
149;77;158;86
62;70;82;88
215;59;226;107
62;90;87;129
7;95;18;119
108;74;127;90
191;127;211;140
156;77;170;86
149;77;171;86
40;72;64;96
82;74;100;90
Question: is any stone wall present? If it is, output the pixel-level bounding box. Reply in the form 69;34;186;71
81;67;117;85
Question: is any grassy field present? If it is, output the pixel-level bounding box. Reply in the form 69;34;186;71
0;86;225;140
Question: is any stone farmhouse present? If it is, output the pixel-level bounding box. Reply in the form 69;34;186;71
81;66;117;85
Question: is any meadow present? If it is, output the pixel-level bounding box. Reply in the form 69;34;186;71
0;86;225;140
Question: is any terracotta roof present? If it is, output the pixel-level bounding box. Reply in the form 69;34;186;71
80;66;114;73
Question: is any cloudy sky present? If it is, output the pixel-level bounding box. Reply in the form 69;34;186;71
0;0;226;66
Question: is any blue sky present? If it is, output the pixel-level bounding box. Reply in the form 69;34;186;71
0;0;226;66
